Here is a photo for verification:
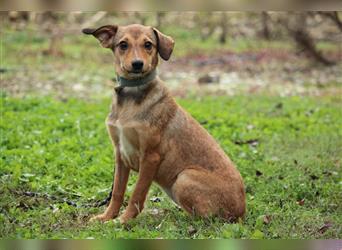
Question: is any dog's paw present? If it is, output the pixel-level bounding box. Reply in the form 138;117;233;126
89;213;114;223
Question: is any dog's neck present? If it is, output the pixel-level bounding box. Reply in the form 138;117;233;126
116;70;157;88
114;70;159;105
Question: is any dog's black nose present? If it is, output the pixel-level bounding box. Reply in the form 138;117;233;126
132;60;144;71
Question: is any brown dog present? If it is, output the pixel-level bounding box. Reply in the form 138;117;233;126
82;24;245;224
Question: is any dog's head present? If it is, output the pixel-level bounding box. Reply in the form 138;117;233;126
82;24;174;79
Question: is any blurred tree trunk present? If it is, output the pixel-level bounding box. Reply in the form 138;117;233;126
219;12;228;44
8;11;29;22
318;11;342;31
261;11;271;40
283;12;335;66
38;12;64;57
196;13;216;41
46;29;64;57
81;11;106;29
42;11;106;57
156;12;165;29
135;12;147;25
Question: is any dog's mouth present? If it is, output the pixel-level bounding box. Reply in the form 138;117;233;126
127;71;144;77
130;70;144;75
123;68;149;79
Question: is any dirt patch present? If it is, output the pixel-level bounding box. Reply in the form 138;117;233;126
160;49;342;97
1;48;341;98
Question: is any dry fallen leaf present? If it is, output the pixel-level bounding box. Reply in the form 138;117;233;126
318;221;333;234
297;199;305;206
263;215;271;225
149;208;161;216
187;225;197;236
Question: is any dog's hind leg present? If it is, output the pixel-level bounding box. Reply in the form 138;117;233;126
171;168;245;221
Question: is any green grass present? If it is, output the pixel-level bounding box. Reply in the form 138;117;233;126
1;93;341;239
1;20;341;239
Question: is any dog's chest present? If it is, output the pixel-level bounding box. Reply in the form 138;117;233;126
115;122;140;170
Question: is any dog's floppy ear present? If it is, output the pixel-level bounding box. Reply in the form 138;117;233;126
153;28;175;61
82;25;118;48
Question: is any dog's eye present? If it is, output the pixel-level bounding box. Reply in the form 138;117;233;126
119;41;128;50
144;41;152;50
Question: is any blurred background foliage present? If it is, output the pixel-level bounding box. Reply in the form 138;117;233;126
1;11;341;98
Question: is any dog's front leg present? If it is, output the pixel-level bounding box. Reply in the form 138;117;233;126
118;132;161;224
90;146;130;222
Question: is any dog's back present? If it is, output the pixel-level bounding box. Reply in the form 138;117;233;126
153;80;246;220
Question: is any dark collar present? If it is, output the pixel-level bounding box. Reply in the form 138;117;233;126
116;70;157;88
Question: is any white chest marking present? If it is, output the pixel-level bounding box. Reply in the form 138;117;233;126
117;123;135;166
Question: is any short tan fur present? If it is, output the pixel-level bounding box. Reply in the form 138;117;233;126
82;24;246;224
